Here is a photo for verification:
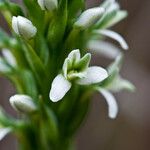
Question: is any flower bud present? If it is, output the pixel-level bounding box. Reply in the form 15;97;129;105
12;16;37;39
2;49;17;67
37;0;58;11
74;7;105;29
9;94;37;114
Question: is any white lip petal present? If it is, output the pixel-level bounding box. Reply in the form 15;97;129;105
99;88;118;119
0;128;11;141
94;29;129;50
49;74;72;102
77;66;108;85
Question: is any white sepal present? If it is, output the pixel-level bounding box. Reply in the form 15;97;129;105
38;0;58;11
77;66;108;85
0;127;11;141
12;16;37;39
87;40;121;59
98;88;118;119
49;74;72;102
94;29;128;50
74;7;105;29
68;49;81;64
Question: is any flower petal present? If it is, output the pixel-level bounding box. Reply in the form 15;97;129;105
0;128;11;141
98;88;118;119
49;74;72;102
68;49;81;64
94;29;128;50
88;40;121;59
78;66;108;85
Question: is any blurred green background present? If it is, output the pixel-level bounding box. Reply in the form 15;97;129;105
0;0;150;149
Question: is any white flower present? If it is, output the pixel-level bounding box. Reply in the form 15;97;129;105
74;7;105;29
94;54;135;119
37;0;58;11
9;94;37;114
12;16;37;39
0;127;11;141
49;49;108;102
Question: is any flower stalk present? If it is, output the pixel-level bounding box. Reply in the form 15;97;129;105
0;0;134;149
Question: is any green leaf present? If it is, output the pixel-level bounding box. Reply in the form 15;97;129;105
68;0;85;21
0;107;16;127
23;0;44;30
0;28;11;48
0;0;24;25
18;70;38;99
6;2;24;16
34;34;50;66
22;43;48;85
40;104;59;143
48;0;68;49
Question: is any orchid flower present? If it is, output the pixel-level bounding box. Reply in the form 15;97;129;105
96;54;135;119
49;49;108;102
